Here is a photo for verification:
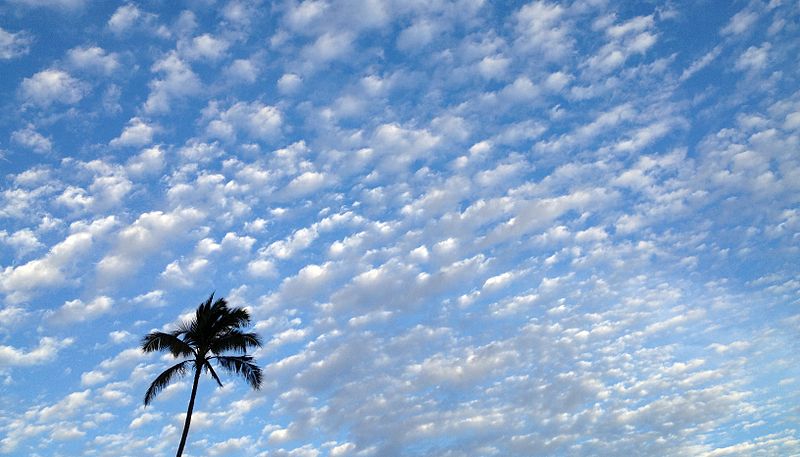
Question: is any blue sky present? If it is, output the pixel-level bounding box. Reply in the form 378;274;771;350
1;0;799;456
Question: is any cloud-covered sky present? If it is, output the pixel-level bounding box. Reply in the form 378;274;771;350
1;1;799;456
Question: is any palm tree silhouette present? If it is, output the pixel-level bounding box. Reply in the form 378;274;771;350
141;293;263;457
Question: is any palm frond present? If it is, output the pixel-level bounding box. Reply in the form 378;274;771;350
214;355;263;390
141;331;195;357
203;360;224;388
211;306;251;333
209;329;262;355
144;360;192;405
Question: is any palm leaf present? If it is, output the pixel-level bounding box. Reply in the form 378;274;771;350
203;360;224;388
209;329;262;355
144;360;192;405
214;355;263;390
141;331;195;358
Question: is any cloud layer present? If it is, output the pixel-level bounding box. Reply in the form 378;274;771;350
0;1;798;456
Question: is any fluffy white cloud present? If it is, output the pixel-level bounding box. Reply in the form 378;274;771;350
0;337;74;366
182;33;229;61
67;46;119;74
0;217;116;302
144;52;202;113
126;145;165;176
20;69;86;106
224;58;259;83
110;117;158;147
46;295;114;324
2;2;799;456
10;125;52;153
97;208;204;280
108;3;140;34
514;1;572;61
204;100;283;141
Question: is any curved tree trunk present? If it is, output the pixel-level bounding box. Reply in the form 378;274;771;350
176;366;202;457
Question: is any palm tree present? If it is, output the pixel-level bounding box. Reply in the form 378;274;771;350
141;293;263;457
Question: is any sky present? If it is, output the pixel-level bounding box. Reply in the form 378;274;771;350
0;0;798;456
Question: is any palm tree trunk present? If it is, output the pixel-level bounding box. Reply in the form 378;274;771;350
175;365;202;457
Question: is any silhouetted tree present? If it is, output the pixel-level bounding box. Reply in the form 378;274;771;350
141;293;263;457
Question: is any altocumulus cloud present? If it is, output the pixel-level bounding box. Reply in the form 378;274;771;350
0;1;798;457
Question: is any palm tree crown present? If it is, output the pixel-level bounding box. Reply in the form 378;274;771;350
141;293;263;457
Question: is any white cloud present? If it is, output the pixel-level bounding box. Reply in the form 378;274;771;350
0;337;74;366
108;3;140;34
278;73;302;94
721;9;758;36
80;369;111;386
285;0;328;31
97;208;204;281
47;295;114;324
0;27;33;59
224;58;259;83
285;171;329;198
132;289;165;307
247;259;277;278
56;173;132;212
11;125;52;153
0;217;116;302
126;145;165;176
735;42;770;72
0;228;43;257
110;117;157;147
67;46;119;74
302;31;354;66
587;15;657;73
182;33;229;61
397;19;439;51
514;1;572;61
144;52;202;113
108;330;132;344
20;69;86;106
205;101;283;141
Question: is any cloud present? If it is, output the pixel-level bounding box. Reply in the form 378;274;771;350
204;100;283;141
586;15;657;73
46;295;114;324
0;217;116;302
11;125;52;153
67;46;119;74
126;145;165;176
397;19;440;52
224;58;259;83
3;2;800;456
735;42;770;72
97;208;204;281
55;172;132;213
181;33;229;61
144;52;202;113
110;117;158;147
0;337;74;366
0;27;33;59
721;9;759;36
277;73;302;94
0;228;43;257
514;1;572;61
108;3;141;34
301;31;355;67
20;69;86;106
284;171;330;198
